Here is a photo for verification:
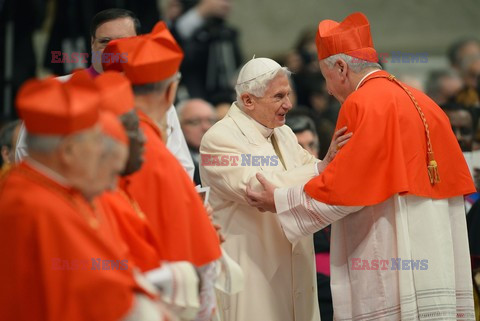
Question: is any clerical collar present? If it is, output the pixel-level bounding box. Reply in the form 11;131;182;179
237;103;274;138
251;118;274;138
355;69;381;91
26;158;71;188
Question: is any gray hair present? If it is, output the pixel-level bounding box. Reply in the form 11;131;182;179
25;130;92;154
323;54;382;73
235;67;291;107
132;73;180;96
25;133;63;153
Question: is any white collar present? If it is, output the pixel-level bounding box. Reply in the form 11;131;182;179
236;103;274;139
355;69;381;91
251;118;274;139
26;158;71;188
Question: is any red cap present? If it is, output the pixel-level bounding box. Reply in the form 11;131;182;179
103;21;184;85
95;71;134;115
315;12;378;63
71;69;134;115
99;111;129;145
16;75;100;135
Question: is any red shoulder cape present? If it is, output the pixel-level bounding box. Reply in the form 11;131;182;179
305;71;475;206
0;163;138;321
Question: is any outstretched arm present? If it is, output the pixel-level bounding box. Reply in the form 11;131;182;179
246;173;362;243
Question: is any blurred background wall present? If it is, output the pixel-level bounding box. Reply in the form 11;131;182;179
227;0;479;58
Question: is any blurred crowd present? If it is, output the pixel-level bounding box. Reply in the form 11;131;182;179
3;1;478;160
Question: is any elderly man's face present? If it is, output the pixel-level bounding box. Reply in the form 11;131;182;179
180;100;217;150
249;73;293;128
91;17;137;73
446;109;473;152
64;125;104;197
90;138;128;197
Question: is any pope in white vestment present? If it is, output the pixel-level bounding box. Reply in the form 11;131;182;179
200;58;350;321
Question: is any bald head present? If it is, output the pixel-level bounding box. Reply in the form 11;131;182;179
178;99;217;150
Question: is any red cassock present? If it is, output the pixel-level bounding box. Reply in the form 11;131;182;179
305;70;475;205
122;110;221;266
0;163;140;321
99;187;164;272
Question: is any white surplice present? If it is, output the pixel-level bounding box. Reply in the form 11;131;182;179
275;185;475;320
200;103;321;321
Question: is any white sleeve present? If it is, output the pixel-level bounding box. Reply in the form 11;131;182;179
166;105;195;180
214;249;244;295
145;262;200;320
15;123;28;163
274;185;363;243
144;264;175;298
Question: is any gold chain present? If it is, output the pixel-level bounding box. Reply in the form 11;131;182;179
362;74;440;185
118;189;147;220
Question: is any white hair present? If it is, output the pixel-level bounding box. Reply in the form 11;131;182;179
235;67;292;107
323;53;382;73
132;72;180;96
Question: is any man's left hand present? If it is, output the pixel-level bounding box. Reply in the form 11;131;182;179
246;173;277;213
205;203;225;243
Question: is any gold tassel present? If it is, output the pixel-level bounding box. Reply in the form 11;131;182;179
427;152;440;184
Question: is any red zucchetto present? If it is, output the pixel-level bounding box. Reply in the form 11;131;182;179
315;12;378;63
